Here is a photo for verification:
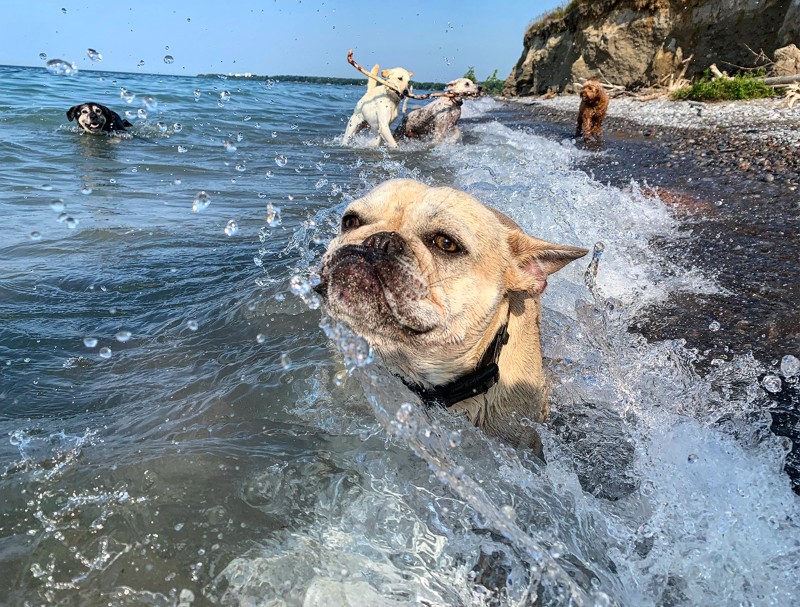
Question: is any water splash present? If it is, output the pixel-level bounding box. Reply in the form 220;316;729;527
46;59;77;76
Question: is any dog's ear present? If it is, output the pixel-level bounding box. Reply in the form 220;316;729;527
505;228;588;295
66;105;81;121
100;105;114;123
122;119;133;128
381;69;390;78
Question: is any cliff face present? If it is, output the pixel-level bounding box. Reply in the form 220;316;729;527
504;0;800;95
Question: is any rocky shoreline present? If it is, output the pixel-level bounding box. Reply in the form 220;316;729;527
489;94;800;490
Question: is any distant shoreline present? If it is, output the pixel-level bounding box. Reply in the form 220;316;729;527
196;73;447;90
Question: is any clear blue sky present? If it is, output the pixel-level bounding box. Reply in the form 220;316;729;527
5;1;559;82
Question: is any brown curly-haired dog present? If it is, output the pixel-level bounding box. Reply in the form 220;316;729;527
575;79;609;143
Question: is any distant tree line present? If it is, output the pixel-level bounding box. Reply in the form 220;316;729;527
197;73;446;90
463;67;505;95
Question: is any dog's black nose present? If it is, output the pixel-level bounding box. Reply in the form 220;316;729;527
363;231;406;255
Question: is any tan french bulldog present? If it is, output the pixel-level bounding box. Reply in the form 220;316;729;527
315;179;587;452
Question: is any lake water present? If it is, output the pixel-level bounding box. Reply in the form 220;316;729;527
1;65;798;606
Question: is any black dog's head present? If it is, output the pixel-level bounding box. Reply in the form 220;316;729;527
66;103;131;134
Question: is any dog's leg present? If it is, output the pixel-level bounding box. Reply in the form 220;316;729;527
581;113;592;142
342;115;362;145
575;111;583;139
377;121;399;148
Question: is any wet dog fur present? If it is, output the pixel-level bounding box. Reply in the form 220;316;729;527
342;64;413;148
394;78;481;144
316;179;587;453
66;102;132;134
575;80;609;143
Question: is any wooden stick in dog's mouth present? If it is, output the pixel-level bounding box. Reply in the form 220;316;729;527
347;49;438;100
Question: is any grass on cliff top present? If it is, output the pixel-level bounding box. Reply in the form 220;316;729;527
671;72;776;102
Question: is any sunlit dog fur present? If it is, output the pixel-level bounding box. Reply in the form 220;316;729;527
575;79;609;143
342;64;413;148
66;102;132;134
394;78;481;144
316;179;587;452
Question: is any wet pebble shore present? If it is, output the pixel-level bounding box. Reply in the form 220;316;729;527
497;94;800;492
508;95;800;192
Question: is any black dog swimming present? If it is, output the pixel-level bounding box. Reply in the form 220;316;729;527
66;102;132;134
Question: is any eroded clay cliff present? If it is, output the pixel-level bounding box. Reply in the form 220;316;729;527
504;0;800;95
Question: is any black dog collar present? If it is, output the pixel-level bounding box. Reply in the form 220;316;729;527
401;324;509;408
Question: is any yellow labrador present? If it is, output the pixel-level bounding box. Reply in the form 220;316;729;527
342;64;413;148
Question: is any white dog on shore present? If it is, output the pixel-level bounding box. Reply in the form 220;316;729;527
342;64;413;148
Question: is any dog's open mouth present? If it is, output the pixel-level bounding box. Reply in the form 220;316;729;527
317;245;439;335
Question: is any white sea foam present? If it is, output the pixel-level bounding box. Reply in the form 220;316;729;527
220;119;799;606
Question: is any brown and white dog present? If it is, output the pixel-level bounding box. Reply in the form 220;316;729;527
66;102;132;134
315;179;587;453
394;77;482;144
575;80;609;143
342;64;413;148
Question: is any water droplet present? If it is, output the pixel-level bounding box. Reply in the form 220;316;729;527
290;123;298;130
235;163;246;172
142;96;157;111
115;331;132;343
762;375;782;393
173;179;182;185
65;217;79;229
56;212;68;223
708;320;720;332
219;91;231;103
192;191;210;212
271;131;278;138
137;60;145;67
174;522;184;531
500;504;516;521
224;219;238;236
265;170;273;178
137;108;148;120
30;231;42;241
257;192;266;199
120;88;135;104
275;155;288;167
223;141;237;153
265;203;281;227
98;347;112;359
86;48;102;62
687;453;699;463
84;337;98;348
163;55;174;64
109;178;117;184
256;334;266;344
280;353;291;369
81;187;92;195
780;354;800;378
193;89;201;100
157;121;168;133
49;199;65;212
39;52;47;61
46;59;78;76
187;320;199;331
333;370;347;387
315;178;328;190
173;123;182;132
61;7;66;13
177;145;188;153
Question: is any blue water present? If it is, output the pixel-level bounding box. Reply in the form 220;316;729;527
1;65;798;606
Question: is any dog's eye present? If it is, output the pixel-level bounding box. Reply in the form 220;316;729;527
341;213;361;231
432;234;460;253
